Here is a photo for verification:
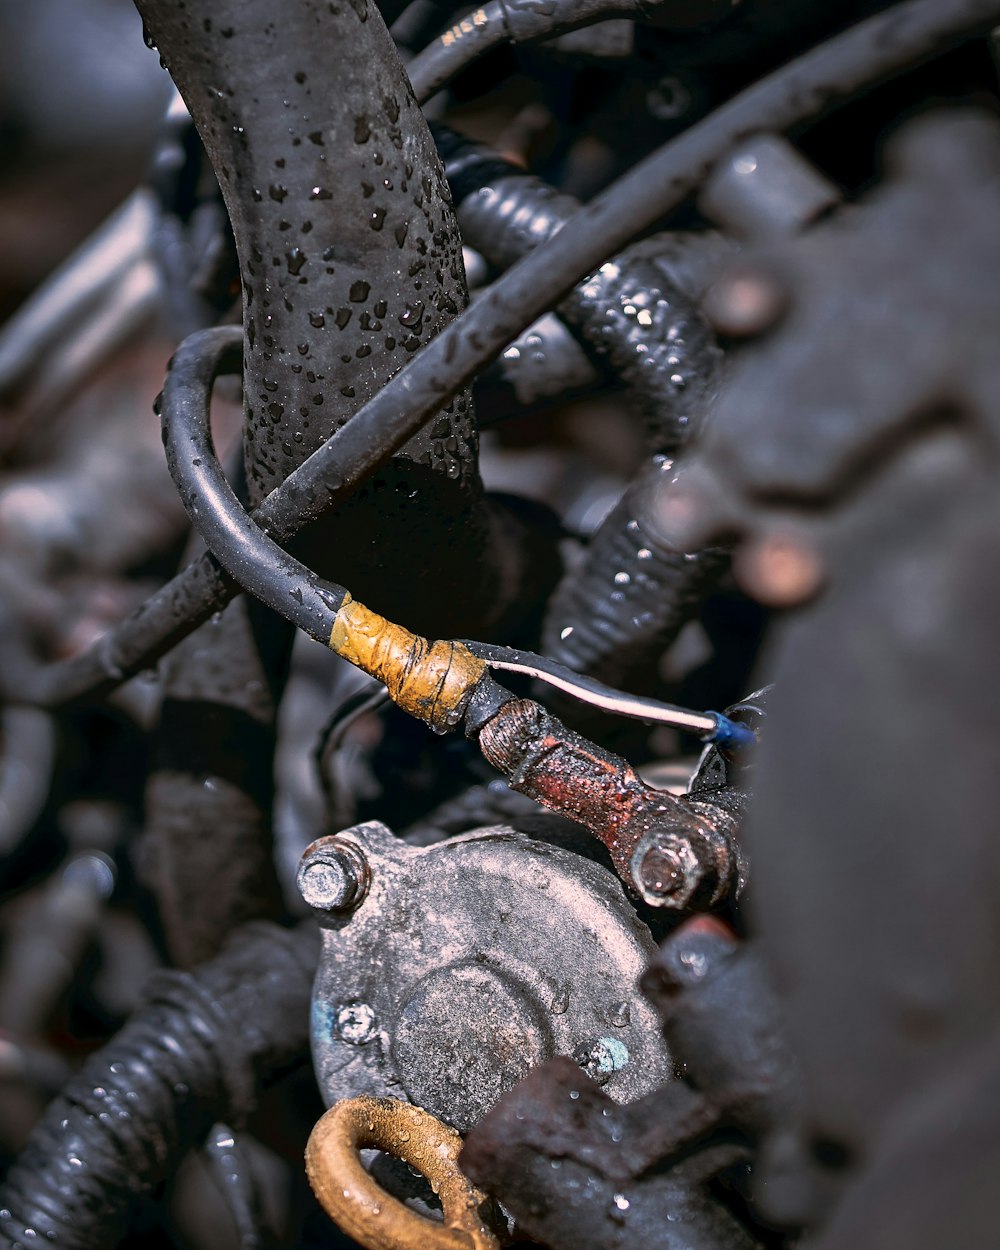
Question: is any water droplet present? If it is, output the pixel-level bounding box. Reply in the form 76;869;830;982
559;625;574;641
609;1193;630;1223
310;186;332;200
268;183;288;202
309;311;325;328
398;301;423;327
287;248;306;275
614;571;631;585
608;1001;631;1028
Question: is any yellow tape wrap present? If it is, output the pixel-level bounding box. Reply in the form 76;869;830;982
329;595;487;732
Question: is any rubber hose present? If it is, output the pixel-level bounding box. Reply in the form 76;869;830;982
0;921;318;1250
433;129;728;683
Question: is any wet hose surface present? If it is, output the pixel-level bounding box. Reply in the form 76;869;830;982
134;0;525;963
0;922;318;1250
135;0;505;635
7;0;997;712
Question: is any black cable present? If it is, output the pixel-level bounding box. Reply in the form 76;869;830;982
6;0;996;710
0;921;318;1250
160;327;348;646
407;0;635;103
163;328;753;746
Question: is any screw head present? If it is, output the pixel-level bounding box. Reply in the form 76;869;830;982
334;1000;378;1045
297;837;370;912
638;845;685;898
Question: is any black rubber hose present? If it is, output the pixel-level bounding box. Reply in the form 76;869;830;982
435;124;726;450
543;459;730;686
0;921;318;1250
434;129;729;682
7;0;996;710
135;0;507;639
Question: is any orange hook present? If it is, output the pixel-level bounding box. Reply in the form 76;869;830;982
305;1094;501;1250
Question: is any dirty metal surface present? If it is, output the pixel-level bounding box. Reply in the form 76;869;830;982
303;821;673;1132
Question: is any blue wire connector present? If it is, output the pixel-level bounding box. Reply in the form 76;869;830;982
705;711;757;752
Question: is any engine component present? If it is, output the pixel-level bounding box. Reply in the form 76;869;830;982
460;915;796;1246
306;1095;500;1250
301;820;672;1131
647;106;1000;1237
461;1056;761;1250
5;2;1000;1248
476;697;747;906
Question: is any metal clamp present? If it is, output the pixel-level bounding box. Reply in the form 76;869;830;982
305;1095;500;1250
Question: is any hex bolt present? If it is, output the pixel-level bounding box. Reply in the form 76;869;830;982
638;845;685;898
630;832;710;910
297;837;371;912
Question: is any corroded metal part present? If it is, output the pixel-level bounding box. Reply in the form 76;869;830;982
306;1095;499;1250
302;821;672;1131
460;1056;761;1250
477;698;745;909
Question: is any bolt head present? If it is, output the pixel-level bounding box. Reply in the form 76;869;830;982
631;833;704;910
638;845;685;898
297;837;370;912
334;1000;378;1045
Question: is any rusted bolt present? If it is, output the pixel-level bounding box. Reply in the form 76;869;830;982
638;845;686;898
297;836;371;912
305;1094;500;1250
630;832;707;910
